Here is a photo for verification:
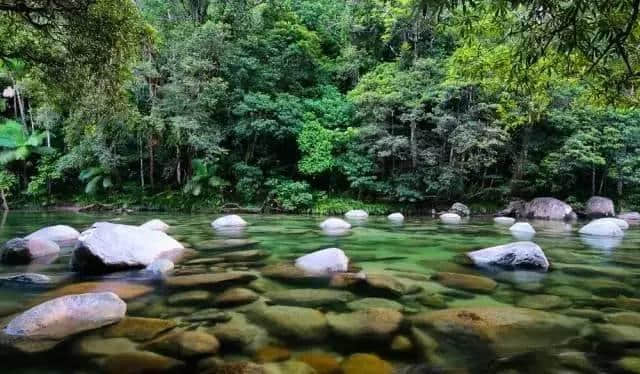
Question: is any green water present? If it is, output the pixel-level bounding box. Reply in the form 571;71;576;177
1;212;640;373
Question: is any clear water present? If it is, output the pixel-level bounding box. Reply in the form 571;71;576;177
1;212;640;373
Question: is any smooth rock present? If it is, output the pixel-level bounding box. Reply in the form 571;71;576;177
450;202;470;216
595;323;640;344
345;209;368;220
439;213;461;224
524;197;574;220
327;308;403;340
509;222;535;234
346;297;403;311
100;351;185;374
433;272;497;293
250;305;328;342
294;248;348;275
215;287;259;306
606;312;640;327
211;214;248;229
72;222;184;273
618;357;640;374
167;290;212;306
143;330;219;358
145;259;175;276
0;273;52;284
1;238;60;264
210;312;267;350
391;335;413;352
585;196;615;218
364;273;408;297
255;346;291;363
516;294;571;310
25;225;80;246
165;272;257;288
265;288;355;307
319;218;351;232
494;217;516;225
387;213;404;222
44;281;153;301
341;353;393;374
140;219;170;232
73;335;137;356
4;292;125;340
194;239;259;251
579;220;624;237
296;352;341;374
618;212;640;221
102;317;177;341
591;217;629;230
466;241;550;271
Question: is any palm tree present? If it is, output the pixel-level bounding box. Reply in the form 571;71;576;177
0;120;49;185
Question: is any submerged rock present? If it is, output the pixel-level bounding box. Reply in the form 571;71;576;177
3;292;125;349
387;212;404;222
72;222;184;273
585;196;615;218
450;202;470;217
432;272;497;294
294;248;349;275
255;345;291;363
327;308;403;341
214;287;259;306
439;213;461;224
466;241;550;271
347;297;403;311
296;352;342;374
73;335;137;357
143;330;220;358
265;288;355;307
0;273;52;284
516;294;571;310
509;222;535;234
494;217;516;225
579;220;624;237
595;323;640;344
363;273;409;297
45;281;153;301
25;225;80;246
165;272;257;288
140;219;170;232
1;238;59;264
345;209;368;220
209;312;267;350
250;305;328;342
145;259;175;277
99;351;185;374
211;214;248;229
341;353;393;374
167;290;212;306
524;197;574;220
102;317;177;341
591;217;629;230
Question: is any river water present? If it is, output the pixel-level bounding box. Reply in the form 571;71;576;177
0;212;639;373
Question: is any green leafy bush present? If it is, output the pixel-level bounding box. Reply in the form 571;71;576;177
312;196;391;216
266;178;313;213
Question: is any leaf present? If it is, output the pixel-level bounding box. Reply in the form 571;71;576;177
85;175;102;194
0;120;25;148
0;150;16;164
102;176;113;189
79;167;103;181
14;146;30;160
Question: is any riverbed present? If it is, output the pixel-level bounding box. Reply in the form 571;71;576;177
0;212;639;373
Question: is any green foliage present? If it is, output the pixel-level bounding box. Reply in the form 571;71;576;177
0;120;48;163
183;159;229;197
79;167;115;195
265;178;314;213
0;169;17;193
27;152;63;199
312;197;391;216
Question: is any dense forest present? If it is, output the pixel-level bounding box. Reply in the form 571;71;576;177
1;0;640;213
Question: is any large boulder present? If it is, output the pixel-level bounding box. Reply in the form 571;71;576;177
494;217;515;225
250;305;328;342
387;213;404;222
618;212;640;221
439;213;461;224
140;219;170;232
498;200;526;218
71;222;184;273
327;308;403;341
25;225;80;246
592;217;629;230
509;222;535;234
579;220;624;237
4;292;126;340
211;215;248;229
450;202;470;217
466;241;550;271
524;197;574;220
345;210;368;220
319;218;351;231
294;248;349;275
0;238;59;264
585;196;615;218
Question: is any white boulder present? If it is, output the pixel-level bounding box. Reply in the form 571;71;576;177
71;222;184;273
387;213;404;222
319;218;351;231
579;220;624;237
494;217;516;225
591;217;629;230
345;210;368;220
467;241;550;271
145;258;175;277
211;215;248;229
295;248;349;275
439;213;461;224
140;219;170;232
4;292;126;340
25;225;80;246
509;222;536;234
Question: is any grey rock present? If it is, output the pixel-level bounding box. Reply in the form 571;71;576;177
494;217;516;225
387;212;405;222
265;288;355;307
439;213;461;224
618;211;640;221
1;238;59;264
345;209;368;219
71;222;184;273
524;197;574;220
140;219;170;232
579;220;624;237
0;273;52;284
585;196;615;218
467;241;550;271
25;225;80;246
450;202;470;216
294;248;349;275
211;215;247;229
145;259;175;277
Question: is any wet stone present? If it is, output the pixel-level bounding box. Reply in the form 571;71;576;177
517;294;571;310
167;290;213;306
346;297;404;311
433;272;497;294
215;287;259;307
296;352;342;374
595;323;640;344
73;336;138;356
99;351;185;374
265;288;355;307
255;345;292;363
606;312;640;326
341;353;393;374
327;308;403;341
101;317;177;341
142;330;220;358
182;308;231;323
165;272;258;288
250;305;328;342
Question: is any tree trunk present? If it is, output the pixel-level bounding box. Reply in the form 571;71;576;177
1;189;9;211
410;121;417;169
176;145;182;185
139;134;145;188
591;166;596;196
148;135;154;189
599;167;608;195
15;86;26;128
618;178;623;196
